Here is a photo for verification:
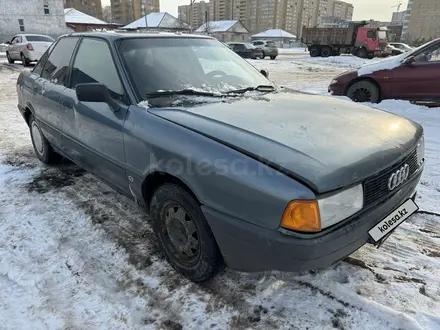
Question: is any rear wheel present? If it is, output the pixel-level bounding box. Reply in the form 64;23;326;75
150;183;224;282
346;80;380;103
21;53;30;67
270;56;277;60
261;55;266;59
6;52;14;64
29;114;63;164
321;47;331;57
310;47;321;57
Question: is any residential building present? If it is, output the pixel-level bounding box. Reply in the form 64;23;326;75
133;0;160;20
391;10;406;26
122;12;189;31
405;0;440;43
195;20;249;42
64;8;110;31
178;1;214;29
366;19;391;28
327;0;353;21
0;0;70;41
64;0;103;19
102;5;112;22
402;0;413;40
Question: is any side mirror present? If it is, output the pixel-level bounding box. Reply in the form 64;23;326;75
75;83;120;111
260;69;269;78
403;56;415;65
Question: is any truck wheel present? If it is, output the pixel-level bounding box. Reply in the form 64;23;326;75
321;47;331;57
310;47;321;57
347;80;380;103
29;114;63;164
355;48;368;59
150;183;224;283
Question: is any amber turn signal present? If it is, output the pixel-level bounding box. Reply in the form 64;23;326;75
280;200;321;232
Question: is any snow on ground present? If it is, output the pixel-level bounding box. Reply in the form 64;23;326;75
1;55;440;329
278;47;309;54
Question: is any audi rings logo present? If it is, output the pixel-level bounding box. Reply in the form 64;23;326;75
388;164;410;191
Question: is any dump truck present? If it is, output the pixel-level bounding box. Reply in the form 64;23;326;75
301;23;391;58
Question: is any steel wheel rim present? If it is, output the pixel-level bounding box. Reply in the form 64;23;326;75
31;122;44;156
161;201;200;266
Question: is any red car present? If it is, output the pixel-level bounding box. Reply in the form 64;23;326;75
329;38;440;103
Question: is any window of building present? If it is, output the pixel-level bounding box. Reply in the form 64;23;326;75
44;4;50;15
18;19;25;32
41;37;79;86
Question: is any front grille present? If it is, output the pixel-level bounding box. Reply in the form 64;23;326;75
364;148;420;206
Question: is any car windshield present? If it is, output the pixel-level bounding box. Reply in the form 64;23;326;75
118;37;273;98
26;35;54;42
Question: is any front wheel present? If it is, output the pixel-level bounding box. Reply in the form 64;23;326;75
150;183;224;282
6;52;14;64
29;114;63;164
270;56;277;60
346;80;380;103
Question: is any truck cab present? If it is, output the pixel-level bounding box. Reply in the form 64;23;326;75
355;27;390;58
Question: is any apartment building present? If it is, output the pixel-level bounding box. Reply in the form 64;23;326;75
405;0;440;42
0;0;70;41
181;0;354;36
111;0;159;25
402;0;413;40
178;1;213;29
64;0;102;19
391;10;406;26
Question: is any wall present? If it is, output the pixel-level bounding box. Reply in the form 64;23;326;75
0;0;70;42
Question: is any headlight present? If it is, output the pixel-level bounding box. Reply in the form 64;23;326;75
280;184;363;233
330;79;338;84
416;135;425;167
318;184;363;229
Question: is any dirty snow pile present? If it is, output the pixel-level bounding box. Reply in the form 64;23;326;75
0;55;439;330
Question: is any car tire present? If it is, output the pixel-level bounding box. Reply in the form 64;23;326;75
310;47;321;57
150;183;224;283
270;56;277;60
6;52;14;64
321;47;331;57
261;55;266;59
346;80;380;103
29;114;63;164
21;53;30;67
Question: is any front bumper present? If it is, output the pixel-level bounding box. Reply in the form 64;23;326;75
203;171;422;273
328;82;346;96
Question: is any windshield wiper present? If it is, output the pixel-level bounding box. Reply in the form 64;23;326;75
146;89;219;98
226;85;276;94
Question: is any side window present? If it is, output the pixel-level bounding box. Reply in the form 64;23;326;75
33;41;56;76
70;38;125;101
367;30;376;40
41;37;79;85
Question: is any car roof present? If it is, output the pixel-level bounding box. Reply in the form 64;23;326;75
63;31;214;42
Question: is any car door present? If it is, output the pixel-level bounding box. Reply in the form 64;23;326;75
387;42;440;101
233;44;246;57
62;37;129;193
36;37;80;147
9;36;21;59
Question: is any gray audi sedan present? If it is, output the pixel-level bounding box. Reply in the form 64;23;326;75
17;32;425;282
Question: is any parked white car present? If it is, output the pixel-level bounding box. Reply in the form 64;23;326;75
6;34;54;66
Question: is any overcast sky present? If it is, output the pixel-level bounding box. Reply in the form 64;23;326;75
102;0;408;22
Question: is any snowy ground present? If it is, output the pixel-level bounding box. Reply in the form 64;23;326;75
1;55;439;330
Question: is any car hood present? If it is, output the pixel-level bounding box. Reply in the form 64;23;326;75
148;91;422;193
